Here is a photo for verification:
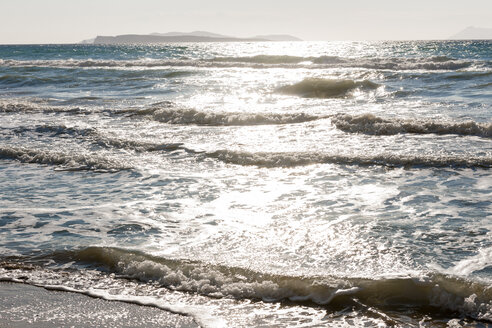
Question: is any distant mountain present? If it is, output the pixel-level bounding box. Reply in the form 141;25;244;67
80;38;96;44
150;31;232;38
253;34;302;41
93;34;266;44
449;26;492;40
83;31;301;44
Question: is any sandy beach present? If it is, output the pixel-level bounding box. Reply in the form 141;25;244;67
0;282;198;328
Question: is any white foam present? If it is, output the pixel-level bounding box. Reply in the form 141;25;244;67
332;113;492;138
445;247;492;276
128;105;323;126
0;278;223;328
0;145;131;172
206;149;492;169
0;56;480;71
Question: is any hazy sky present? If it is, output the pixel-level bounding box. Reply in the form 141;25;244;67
1;0;491;43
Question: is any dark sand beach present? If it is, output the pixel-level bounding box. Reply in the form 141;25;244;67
0;282;198;328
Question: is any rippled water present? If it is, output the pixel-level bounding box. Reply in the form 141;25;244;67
0;41;491;327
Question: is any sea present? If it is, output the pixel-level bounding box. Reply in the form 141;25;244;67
0;41;491;327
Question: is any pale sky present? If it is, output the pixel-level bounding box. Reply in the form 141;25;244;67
1;0;491;44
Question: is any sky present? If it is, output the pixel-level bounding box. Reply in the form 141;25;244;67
0;0;491;44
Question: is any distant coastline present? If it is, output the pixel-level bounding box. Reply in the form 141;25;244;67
448;26;492;40
82;31;302;44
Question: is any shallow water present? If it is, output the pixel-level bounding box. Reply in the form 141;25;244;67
0;41;491;327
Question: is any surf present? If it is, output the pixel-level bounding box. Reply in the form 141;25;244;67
332;113;492;138
205;149;492;169
276;78;380;98
1;247;491;322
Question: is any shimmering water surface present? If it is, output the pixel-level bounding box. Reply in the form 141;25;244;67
0;41;491;327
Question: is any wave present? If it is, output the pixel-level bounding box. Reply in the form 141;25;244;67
210;54;461;65
0;58;217;70
0;74;73;87
13;124;96;138
475;82;492;89
128;105;323;126
0;145;131;172
445;71;492;80
0;99;85;114
9;124;188;153
93;137;185;153
70;247;492;321
1;98;323;126
162;70;195;78
2;247;490;322
0;56;485;71
332;114;492;138
208;55;482;70
276;78;380;98
205;149;492;169
210;55;310;64
0;263;217;328
0;58;178;68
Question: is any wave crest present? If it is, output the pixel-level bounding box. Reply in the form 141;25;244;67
1;56;484;71
5;247;489;321
207;55;480;70
0;146;130;172
206;149;492;169
332;114;492;138
210;55;308;64
276;78;380;98
0;99;84;114
10;124;186;153
123;102;323;126
149;108;321;126
13;124;96;137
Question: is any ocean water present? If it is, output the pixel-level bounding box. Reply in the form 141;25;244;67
0;41;491;327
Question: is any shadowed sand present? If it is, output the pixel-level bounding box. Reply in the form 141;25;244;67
0;282;198;328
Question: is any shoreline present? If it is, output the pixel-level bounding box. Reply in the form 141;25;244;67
0;282;198;328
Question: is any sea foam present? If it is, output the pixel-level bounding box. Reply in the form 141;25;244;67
0;145;130;172
206;149;492;169
332;114;492;138
2;247;491;322
0;55;485;71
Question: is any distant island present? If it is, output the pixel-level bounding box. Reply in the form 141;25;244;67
81;31;302;44
449;26;492;40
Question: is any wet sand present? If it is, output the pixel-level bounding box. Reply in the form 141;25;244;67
0;282;198;328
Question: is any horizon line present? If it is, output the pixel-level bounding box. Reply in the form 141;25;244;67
1;39;492;46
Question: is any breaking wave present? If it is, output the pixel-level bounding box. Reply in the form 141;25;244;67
1;98;324;126
0;99;86;114
228;54;485;70
0;56;485;71
208;55;483;70
276;78;380;98
445;71;492;80
0;58;194;69
0;145;131;172
206;149;492;169
129;105;323;126
93;137;186;153
9;124;188;153
13;124;96;138
1;247;491;322
332;114;492;138
210;55;310;64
